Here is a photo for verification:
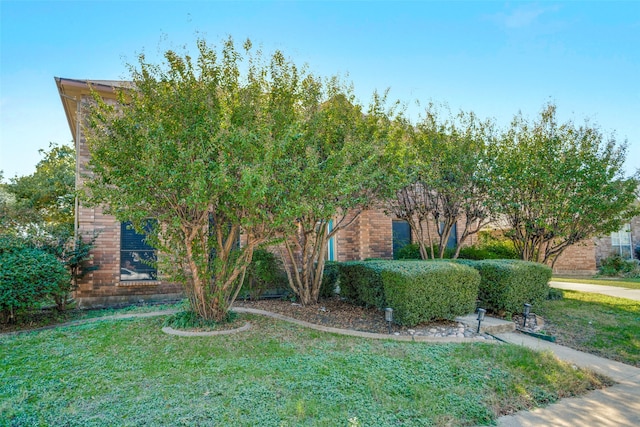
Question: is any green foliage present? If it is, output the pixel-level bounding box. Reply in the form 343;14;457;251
1;143;75;235
319;261;340;298
395;243;456;260
337;261;388;308
381;261;480;326
86;37;328;320
0;235;71;323
459;260;552;314
598;255;640;278
489;102;639;264
338;260;479;326
241;249;288;300
547;288;564;301
458;231;519;260
395;243;422;260
384;104;495;259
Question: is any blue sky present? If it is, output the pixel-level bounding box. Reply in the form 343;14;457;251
1;1;639;179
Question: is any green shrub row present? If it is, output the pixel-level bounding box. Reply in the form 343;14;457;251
455;259;551;314
394;240;518;261
338;260;480;326
337;259;551;326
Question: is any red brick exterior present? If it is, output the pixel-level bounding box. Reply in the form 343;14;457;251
61;78;635;306
552;241;598;276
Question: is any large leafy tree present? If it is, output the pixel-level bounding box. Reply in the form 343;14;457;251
386;106;495;259
85;38;385;317
1;143;75;235
490;103;639;265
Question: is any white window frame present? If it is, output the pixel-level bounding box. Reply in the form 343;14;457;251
611;223;632;259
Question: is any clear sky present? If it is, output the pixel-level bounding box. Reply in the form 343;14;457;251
1;0;639;180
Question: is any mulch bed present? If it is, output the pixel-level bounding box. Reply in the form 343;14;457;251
235;297;459;335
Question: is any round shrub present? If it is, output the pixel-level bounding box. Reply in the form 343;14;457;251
0;236;71;323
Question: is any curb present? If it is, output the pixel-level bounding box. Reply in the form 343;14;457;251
162;322;251;337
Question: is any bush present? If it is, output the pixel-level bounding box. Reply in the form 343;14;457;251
241;249;288;300
0;235;71;323
598;255;639;277
319;261;339;298
338;261;387;308
395;243;455;260
395;243;422;260
458;233;518;260
338;260;479;326
381;261;480;326
458;259;551;314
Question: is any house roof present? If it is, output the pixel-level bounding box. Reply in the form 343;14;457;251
54;77;132;142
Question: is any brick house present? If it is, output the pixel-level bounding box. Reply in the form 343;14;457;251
56;77;634;306
58;77;480;307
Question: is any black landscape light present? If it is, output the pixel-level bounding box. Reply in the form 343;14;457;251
522;303;532;328
476;308;486;333
385;307;393;334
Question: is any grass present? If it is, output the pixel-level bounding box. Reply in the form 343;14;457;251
0;300;181;334
552;276;640;290
0;313;611;426
538;290;640;367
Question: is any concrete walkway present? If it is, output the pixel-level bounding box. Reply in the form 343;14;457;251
496;332;640;426
550;280;640;301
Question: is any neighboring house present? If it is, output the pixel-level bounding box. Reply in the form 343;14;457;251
544;217;640;276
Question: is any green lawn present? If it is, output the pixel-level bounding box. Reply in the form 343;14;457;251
0;314;610;426
538;290;640;367
552;276;640;290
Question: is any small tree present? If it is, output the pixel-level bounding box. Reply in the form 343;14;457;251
273;90;393;305
490;103;639;265
385;106;495;259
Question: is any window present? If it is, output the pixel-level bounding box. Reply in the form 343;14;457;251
392;220;411;258
120;221;157;281
611;223;632;259
327;220;337;261
439;221;458;249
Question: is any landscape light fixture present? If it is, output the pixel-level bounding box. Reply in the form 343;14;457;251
385;307;393;334
522;303;532;328
476;308;486;333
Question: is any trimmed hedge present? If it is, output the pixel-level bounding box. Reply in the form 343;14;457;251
338;260;480;326
319;261;340;298
456;259;551;314
337;261;387;308
381;261;480;326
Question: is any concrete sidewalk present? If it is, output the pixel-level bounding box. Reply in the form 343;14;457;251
550;280;640;301
496;332;640;426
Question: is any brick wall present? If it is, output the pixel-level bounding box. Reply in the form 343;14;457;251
552;241;598;276
75;95;182;307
